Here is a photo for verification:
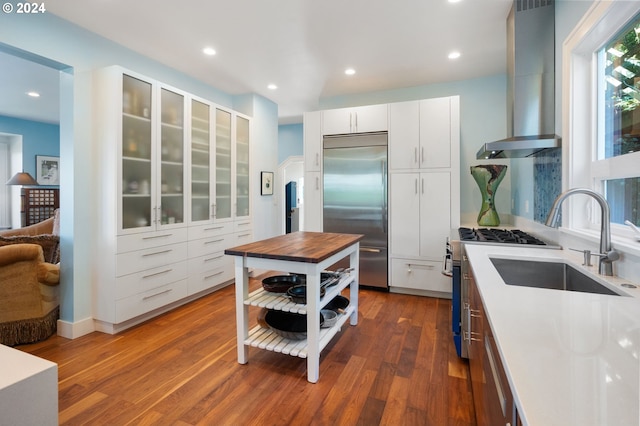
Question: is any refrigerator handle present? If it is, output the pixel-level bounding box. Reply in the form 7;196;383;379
382;160;388;234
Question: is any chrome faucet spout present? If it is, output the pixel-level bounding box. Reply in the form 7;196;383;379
545;188;617;276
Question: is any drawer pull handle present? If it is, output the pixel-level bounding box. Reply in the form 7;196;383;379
237;233;251;238
205;239;224;244
143;249;172;257
237;222;250;227
142;289;172;301
142;234;173;240
205;255;224;262
204;271;225;280
142;269;172;279
204;226;223;231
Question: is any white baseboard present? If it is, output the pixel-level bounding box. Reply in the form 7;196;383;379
57;316;95;339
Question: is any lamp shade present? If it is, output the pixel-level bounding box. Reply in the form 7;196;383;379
6;172;38;186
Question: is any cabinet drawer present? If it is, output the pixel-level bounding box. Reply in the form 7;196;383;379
188;234;231;258
187;222;234;240
115;279;188;323
116;228;188;254
116;242;188;277
390;258;451;293
115;261;188;300
187;250;231;275
232;230;253;246
234;220;252;233
187;264;234;295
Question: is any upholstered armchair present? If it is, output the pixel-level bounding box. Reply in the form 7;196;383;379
0;243;60;346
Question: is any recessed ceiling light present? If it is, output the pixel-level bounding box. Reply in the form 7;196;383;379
26;91;40;98
448;51;461;59
202;47;216;56
345;68;356;76
267;84;277;90
448;0;462;3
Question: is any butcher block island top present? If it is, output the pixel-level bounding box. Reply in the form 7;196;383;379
224;231;364;263
225;231;363;383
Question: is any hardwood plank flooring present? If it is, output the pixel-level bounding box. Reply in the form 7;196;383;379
18;277;476;426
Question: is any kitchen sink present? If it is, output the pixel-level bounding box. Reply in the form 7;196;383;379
490;258;623;296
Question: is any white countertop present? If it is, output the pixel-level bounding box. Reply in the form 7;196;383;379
464;244;640;426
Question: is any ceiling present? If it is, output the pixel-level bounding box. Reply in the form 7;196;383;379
1;0;513;125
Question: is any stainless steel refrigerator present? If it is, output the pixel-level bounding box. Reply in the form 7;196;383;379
323;132;388;289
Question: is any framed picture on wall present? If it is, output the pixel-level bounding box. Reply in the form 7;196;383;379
261;171;274;195
36;155;60;186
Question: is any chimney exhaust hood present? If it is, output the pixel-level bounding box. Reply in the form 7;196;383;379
477;0;560;159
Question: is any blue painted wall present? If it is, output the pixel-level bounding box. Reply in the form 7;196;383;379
278;123;303;164
318;74;509;219
0;115;59;178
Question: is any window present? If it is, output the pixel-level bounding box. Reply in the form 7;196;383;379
566;1;640;239
599;15;640;226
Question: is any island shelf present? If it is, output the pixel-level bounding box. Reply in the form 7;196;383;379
225;231;363;383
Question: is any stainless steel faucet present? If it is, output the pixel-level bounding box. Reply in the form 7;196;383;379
545;188;619;276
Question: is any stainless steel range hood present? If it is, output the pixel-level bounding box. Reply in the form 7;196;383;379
477;0;560;159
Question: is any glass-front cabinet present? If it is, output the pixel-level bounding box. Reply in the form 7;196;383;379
119;73;187;233
215;108;232;220
159;88;185;226
235;115;250;218
190;99;211;222
121;74;153;230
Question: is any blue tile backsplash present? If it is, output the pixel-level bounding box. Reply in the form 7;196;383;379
534;148;562;223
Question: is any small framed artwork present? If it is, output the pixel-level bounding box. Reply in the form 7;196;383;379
261;171;274;195
36;155;60;186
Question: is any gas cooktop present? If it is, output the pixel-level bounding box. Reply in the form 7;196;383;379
458;227;553;246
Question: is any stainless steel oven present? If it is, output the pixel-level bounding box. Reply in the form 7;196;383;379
445;228;559;358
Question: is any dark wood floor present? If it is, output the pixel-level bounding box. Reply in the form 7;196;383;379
19;277;476;426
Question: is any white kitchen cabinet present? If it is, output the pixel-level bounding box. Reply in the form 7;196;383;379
390;172;451;259
303;111;322;172
235;115;250;219
389;97;456;170
303;171;323;231
322;104;388;135
390;258;450;293
189;98;213;223
118;73;187;233
94;66;249;333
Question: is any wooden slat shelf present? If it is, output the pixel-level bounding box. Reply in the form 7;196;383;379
244;304;356;359
244;273;355;314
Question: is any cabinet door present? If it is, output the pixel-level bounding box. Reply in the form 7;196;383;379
303;171;322;231
468;276;485;425
121;74;153;232
420;97;451;169
389;101;420;170
352;104;388;133
419;172;451;259
304;111;322;172
322;107;352;135
159;88;186;226
389;173;420;256
190;99;212;223
215;108;232;220
235;115;250;218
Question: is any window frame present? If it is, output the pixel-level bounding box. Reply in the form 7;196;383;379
564;0;640;243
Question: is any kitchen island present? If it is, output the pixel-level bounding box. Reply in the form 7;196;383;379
225;231;363;383
464;244;640;425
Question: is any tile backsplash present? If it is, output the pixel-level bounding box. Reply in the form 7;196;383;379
533;148;562;223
